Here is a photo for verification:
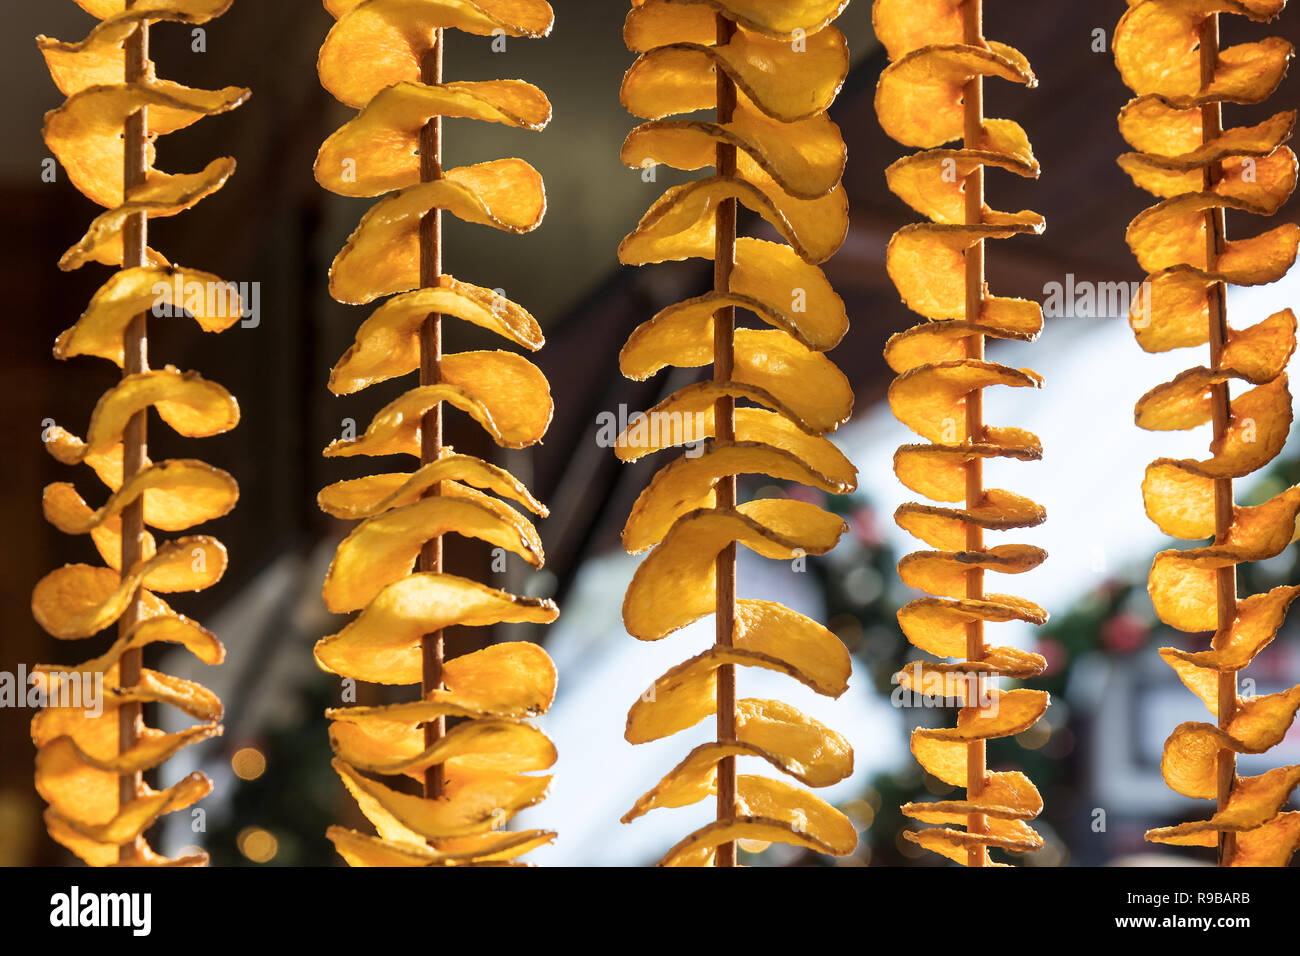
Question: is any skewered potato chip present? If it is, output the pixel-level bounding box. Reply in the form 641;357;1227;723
616;0;858;866
875;0;1050;866
315;0;559;866
1117;0;1300;865
32;0;244;869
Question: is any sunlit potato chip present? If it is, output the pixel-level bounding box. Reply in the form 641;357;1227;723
1136;366;1250;430
623;502;847;641
620;239;849;364
39;0;234;96
44;80;249;209
885;315;1042;376
319;0;555;108
872;0;963;60
1151;375;1293;481
61;159;236;270
1160;584;1300;674
886;149;1039;226
889;360;1041;443
329;159;545;304
326;825;555;867
322;494;543;614
1146;765;1300;844
44;458;238;534
622;106;846;201
905;770;1043;826
615;402;846;468
324;352;553;454
658;774;856;866
319;453;546;520
875;43;1036;149
620;26;848;123
619;174;849;266
904;822;1039;865
43;367;238;468
45;807;206;868
626;0;848;43
1161;688;1300;798
330;280;543;395
910;690;1051;788
887;220;1044;320
1145;463;1299;545
39;613;225;679
898;595;1046;660
315;572;556;684
316;81;551;198
1127;193;1300;281
899;544;1046;600
895;490;1045;551
1120;147;1297;212
1115;1;1289;105
33;536;226;639
54;770;211;848
327;642;556;727
1224;811;1300;866
36;726;221;823
894;435;1041;502
333;759;550;843
330;716;555;778
623;440;855;553
1119;98;1293;162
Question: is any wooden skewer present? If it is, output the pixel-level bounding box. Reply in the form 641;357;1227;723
419;29;446;805
1198;14;1238;868
117;3;150;865
961;0;988;870
714;10;739;870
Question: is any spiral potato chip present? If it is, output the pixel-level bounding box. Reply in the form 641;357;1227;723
615;0;858;866
314;0;559;866
1116;0;1300;865
31;0;246;866
874;0;1050;866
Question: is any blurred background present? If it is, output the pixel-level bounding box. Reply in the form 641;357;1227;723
2;1;1298;867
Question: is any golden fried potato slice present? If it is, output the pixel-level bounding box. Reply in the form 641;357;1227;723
1119;99;1293;162
1160;688;1300;798
889;360;1042;443
623;501;846;641
32;536;226;639
326;825;555;867
1115;1;1289;104
1144;464;1299;541
319;453;545;520
315;573;556;683
886;149;1039;225
38;613;223;678
620;26;848;123
1222;308;1299;379
324;353;553;455
1137;366;1253;430
36;726;220;823
626;0;848;44
903;770;1043;823
1161;584;1300;676
898;595;1047;659
911;690;1050;785
622;105;845;201
60;159;235;270
623;440;856;553
885;315;1041;376
327;641;556;728
44;458;237;535
333;759;550;842
39;0;233;96
322;494;543;614
329;159;545;304
887;220;1045;320
876;43;1036;149
658;774;856;866
53;770;211;848
894;434;1042;502
320;0;554;108
329;280;543;395
43;367;238;467
620;239;849;362
895;489;1045;551
45;809;207;868
1147;765;1300;844
44;80;249;209
316;81;551;197
1225;811;1300;866
1120;147;1297;211
330;716;555;778
872;0;963;60
619;175;849;266
905;821;1040;864
899;545;1046;600
1127;193;1300;281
